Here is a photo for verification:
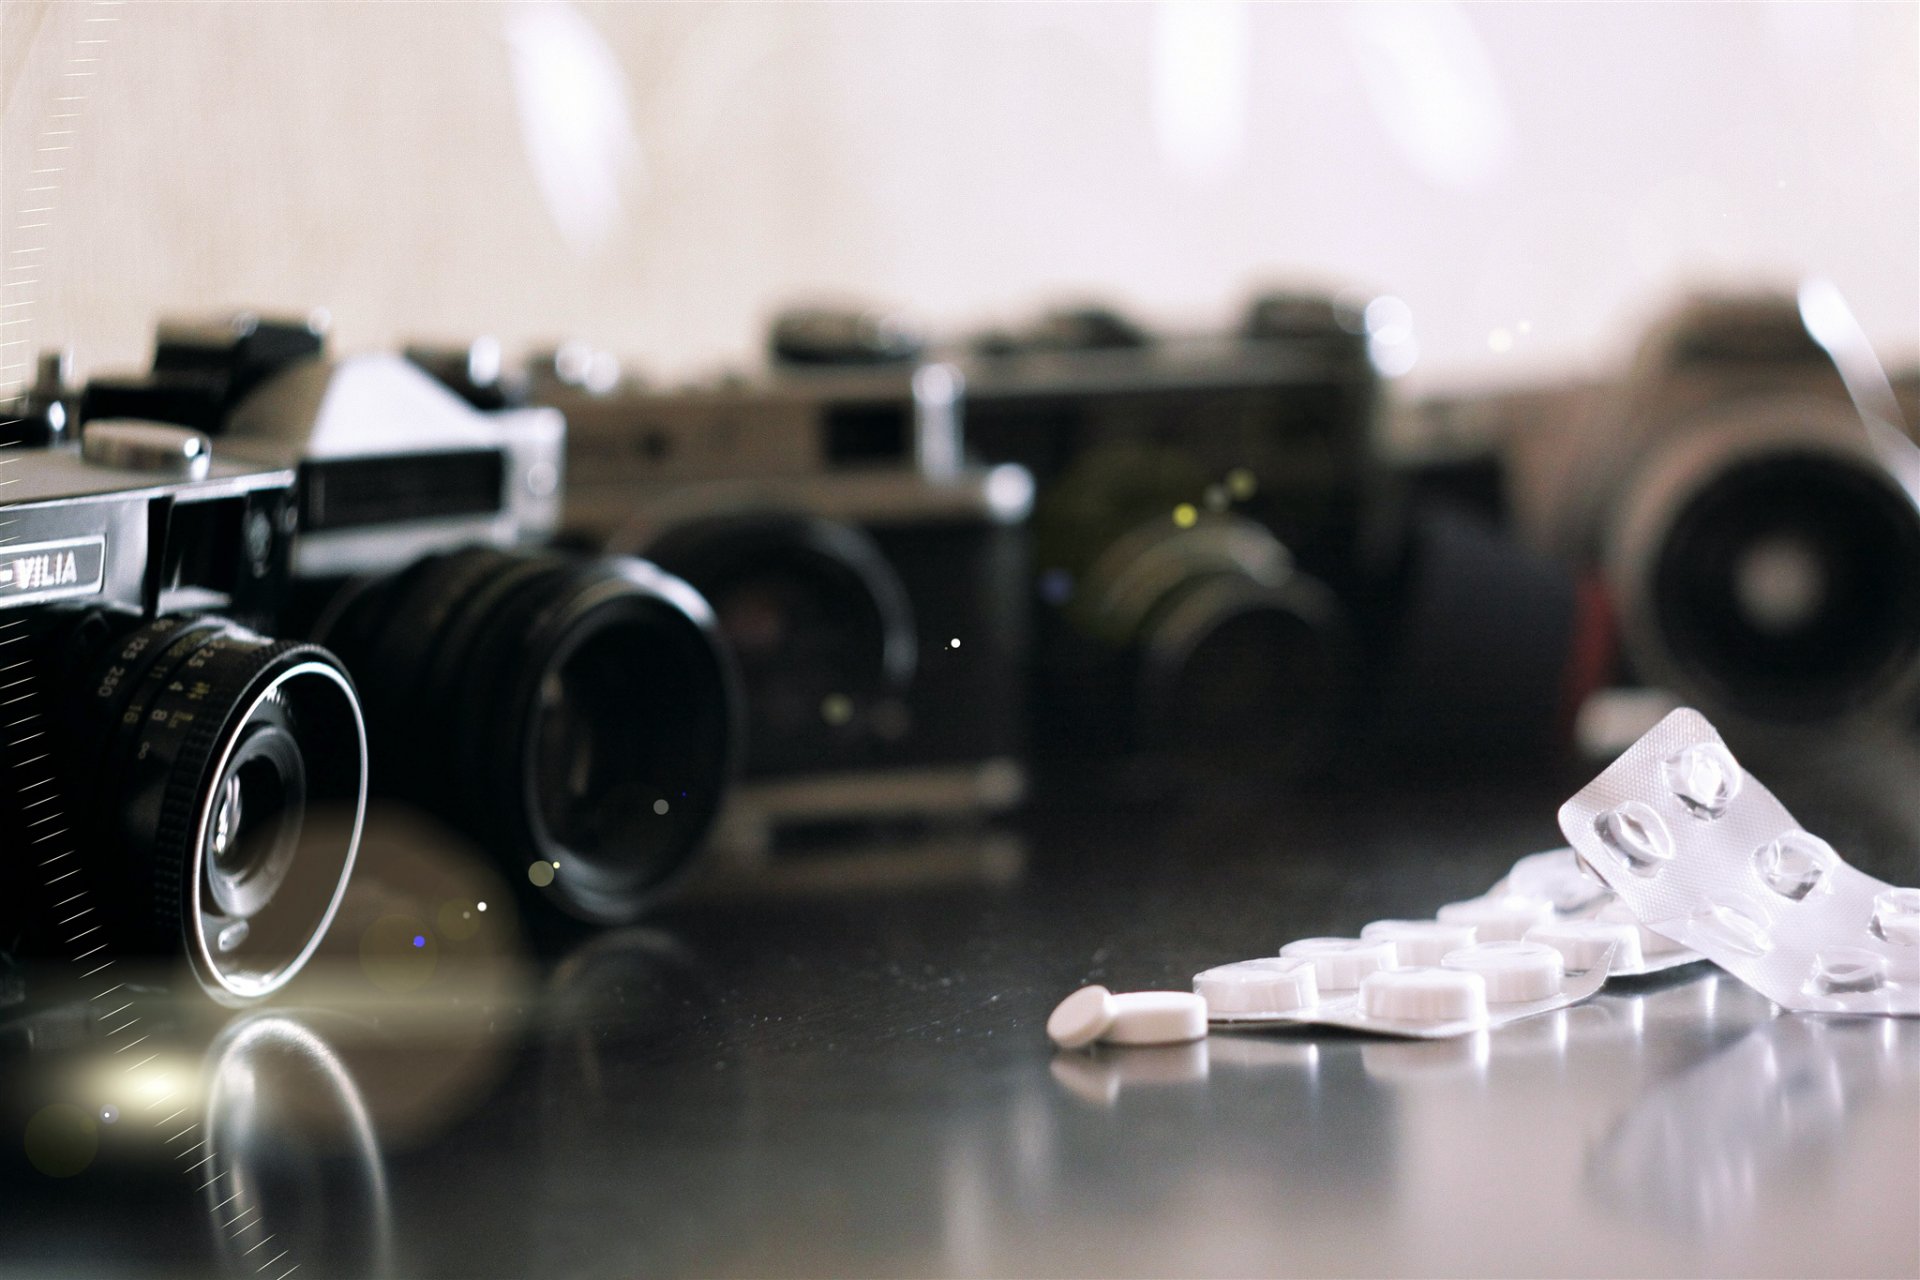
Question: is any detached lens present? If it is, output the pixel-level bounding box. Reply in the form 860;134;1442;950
71;615;367;1000
321;548;735;924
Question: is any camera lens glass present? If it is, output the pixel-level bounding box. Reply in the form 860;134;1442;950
1651;451;1920;720
320;548;735;924
67;614;366;999
645;514;916;776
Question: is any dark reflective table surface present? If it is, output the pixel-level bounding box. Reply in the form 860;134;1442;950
4;778;1917;1279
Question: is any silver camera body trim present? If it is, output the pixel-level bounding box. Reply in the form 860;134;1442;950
220;353;564;577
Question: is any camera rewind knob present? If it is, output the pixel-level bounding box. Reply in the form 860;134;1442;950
81;420;213;478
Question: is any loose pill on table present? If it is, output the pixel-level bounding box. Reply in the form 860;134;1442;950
1279;937;1398;990
1193;957;1318;1015
1441;940;1565;1002
1047;984;1117;1049
1104;991;1209;1045
1359;919;1479;967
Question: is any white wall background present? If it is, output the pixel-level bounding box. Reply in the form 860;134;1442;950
2;1;1914;396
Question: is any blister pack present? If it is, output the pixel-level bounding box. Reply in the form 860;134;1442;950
1559;707;1919;1016
1480;847;1706;977
1198;940;1613;1040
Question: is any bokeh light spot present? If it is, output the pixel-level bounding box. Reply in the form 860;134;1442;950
528;861;556;887
25;1103;97;1178
437;898;482;942
1173;503;1198;528
653;799;670;815
820;693;853;726
359;914;439;993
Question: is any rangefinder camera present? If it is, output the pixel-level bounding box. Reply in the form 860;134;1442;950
521;346;1032;853
82;316;738;925
0;363;365;1001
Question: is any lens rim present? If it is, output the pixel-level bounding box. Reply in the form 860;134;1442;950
183;658;367;1000
503;558;738;923
320;548;739;926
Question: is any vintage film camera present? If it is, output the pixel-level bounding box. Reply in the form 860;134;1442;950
0;359;366;1001
1414;286;1920;738
946;296;1379;778
81;317;738;925
512;339;1032;856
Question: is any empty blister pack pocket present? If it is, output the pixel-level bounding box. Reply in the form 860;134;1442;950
1559;708;1919;1016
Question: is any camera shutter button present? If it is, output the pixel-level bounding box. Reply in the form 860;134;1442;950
82;420;212;478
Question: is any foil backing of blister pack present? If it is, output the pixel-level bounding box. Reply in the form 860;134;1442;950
1559;707;1919;1016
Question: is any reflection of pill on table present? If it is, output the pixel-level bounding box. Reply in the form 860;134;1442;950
1441;941;1565;1002
1524;919;1643;972
1104;991;1209;1045
1193;957;1318;1015
1046;985;1117;1049
1279;937;1398;990
1436;895;1556;942
1360;919;1479;967
1359;966;1489;1023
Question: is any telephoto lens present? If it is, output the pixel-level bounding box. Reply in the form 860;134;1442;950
5;610;366;1002
314;547;737;925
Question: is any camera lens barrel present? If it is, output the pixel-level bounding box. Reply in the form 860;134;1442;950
1610;401;1920;724
640;512;918;778
317;547;736;924
1076;513;1350;766
48;613;367;1000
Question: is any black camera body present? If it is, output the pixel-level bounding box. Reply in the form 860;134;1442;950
535;357;1031;853
0;408;367;1001
81;318;739;926
944;298;1385;778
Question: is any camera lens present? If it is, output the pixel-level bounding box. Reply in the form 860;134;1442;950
643;514;917;776
1639;449;1920;721
66;614;366;1000
318;548;736;924
1078;514;1349;765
